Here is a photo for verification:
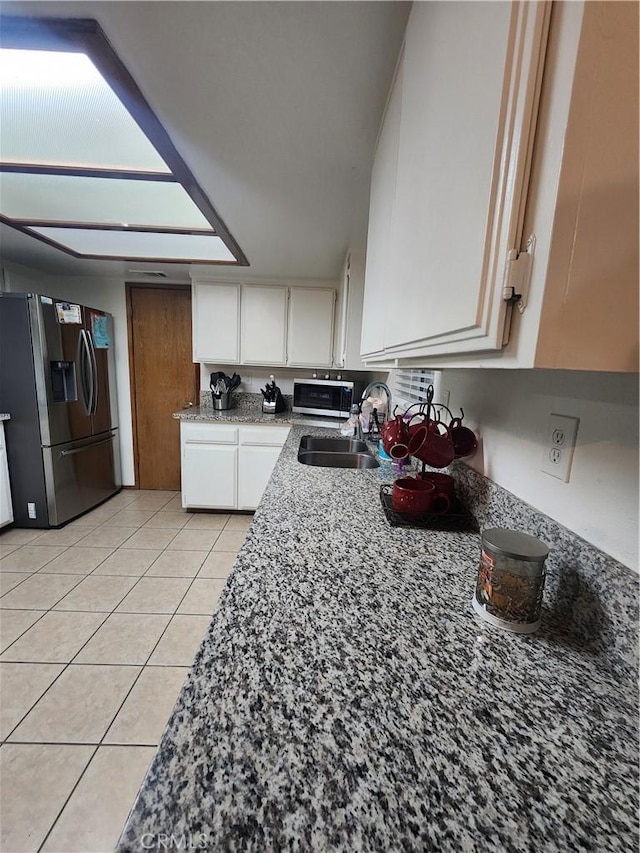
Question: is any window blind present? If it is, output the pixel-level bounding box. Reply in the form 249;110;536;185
392;368;438;410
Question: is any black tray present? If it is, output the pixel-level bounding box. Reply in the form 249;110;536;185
379;484;477;531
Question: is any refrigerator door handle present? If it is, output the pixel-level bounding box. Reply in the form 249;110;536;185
86;331;99;415
59;435;114;457
77;330;91;416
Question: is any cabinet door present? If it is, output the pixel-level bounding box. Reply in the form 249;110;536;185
237;445;282;510
240;285;288;365
287;287;335;367
361;52;404;358
182;443;237;509
192;282;240;363
381;2;549;358
0;425;13;527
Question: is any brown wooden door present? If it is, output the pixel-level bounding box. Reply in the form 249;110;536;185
128;285;197;489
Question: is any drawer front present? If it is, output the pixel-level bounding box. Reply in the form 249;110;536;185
181;422;238;444
238;425;291;447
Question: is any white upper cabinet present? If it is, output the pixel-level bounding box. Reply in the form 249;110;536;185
360;53;404;359
240;284;288;365
363;1;550;360
191;278;338;367
192;281;240;363
287;287;335;367
361;1;638;372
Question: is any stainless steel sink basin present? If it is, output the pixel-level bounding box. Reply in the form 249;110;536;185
297;450;379;469
297;435;379;469
298;436;370;454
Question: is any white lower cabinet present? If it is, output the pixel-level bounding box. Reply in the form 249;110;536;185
182;442;238;509
237;445;283;510
0;422;13;528
181;421;290;510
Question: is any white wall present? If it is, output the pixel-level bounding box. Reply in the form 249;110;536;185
438;369;638;570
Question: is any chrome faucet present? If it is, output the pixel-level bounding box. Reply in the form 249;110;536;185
350;404;363;441
361;381;393;426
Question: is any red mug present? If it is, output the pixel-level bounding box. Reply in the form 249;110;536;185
410;428;455;469
448;418;477;458
381;415;410;457
407;412;429;439
418;472;455;502
392;476;451;515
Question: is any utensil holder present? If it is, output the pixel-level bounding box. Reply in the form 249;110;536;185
212;392;231;410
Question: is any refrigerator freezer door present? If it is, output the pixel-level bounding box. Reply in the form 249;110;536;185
85;309;116;435
42;429;120;526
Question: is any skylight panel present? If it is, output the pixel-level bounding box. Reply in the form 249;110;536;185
0;173;214;230
28;228;236;262
0;16;247;265
0;48;171;173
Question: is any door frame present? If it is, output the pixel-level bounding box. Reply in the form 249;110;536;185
125;282;197;489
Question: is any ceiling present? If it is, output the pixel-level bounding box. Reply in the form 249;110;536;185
0;1;410;282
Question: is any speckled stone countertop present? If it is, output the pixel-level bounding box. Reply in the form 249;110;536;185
118;424;639;852
173;393;345;429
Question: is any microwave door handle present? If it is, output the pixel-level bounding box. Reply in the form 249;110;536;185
86;330;99;414
77;330;91;416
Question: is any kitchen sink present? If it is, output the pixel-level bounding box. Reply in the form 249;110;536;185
297;435;379;469
297;450;379;469
298;436;370;454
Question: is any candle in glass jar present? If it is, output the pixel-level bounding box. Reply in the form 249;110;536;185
472;528;549;633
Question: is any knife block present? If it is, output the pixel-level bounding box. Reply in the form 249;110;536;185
262;391;286;414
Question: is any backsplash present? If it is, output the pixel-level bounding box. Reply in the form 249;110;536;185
453;460;639;677
199;390;293;411
199;365;383;397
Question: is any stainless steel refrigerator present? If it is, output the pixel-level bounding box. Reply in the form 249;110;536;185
0;292;121;527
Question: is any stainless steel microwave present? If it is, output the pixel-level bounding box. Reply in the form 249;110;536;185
292;378;364;418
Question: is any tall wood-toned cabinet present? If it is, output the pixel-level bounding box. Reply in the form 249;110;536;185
527;1;638;371
360;1;638;372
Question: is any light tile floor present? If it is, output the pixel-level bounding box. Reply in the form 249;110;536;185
0;490;250;853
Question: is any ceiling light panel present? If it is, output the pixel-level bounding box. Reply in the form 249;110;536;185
29;227;236;262
0;172;214;230
0;48;171;173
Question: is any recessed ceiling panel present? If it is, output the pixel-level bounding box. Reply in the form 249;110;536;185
28;227;236;262
0;48;171;173
0;172;213;230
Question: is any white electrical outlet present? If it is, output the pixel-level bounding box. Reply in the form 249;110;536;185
27;502;36;519
540;414;579;482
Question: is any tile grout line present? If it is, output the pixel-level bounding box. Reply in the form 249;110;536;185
32;510;208;848
1;493;247;849
1;551;166;743
35;744;101;853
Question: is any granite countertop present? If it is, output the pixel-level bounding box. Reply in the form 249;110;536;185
118;425;639;852
173;394;345;429
174;400;296;425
